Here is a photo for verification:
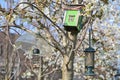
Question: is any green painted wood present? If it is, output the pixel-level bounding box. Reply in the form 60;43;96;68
64;10;79;26
63;10;83;31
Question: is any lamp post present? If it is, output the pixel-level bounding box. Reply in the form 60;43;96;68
32;48;43;80
84;28;95;76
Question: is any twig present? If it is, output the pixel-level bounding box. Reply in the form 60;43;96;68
41;68;60;77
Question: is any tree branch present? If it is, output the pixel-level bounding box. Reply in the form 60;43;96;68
75;18;91;51
14;2;66;36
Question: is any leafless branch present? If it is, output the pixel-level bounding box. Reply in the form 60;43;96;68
37;21;65;56
14;2;66;36
75;18;92;51
13;21;35;34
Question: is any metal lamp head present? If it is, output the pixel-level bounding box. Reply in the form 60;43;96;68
33;48;40;55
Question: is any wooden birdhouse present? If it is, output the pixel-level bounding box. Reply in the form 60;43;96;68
63;4;84;32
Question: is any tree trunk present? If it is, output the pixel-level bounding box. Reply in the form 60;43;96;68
62;31;78;80
4;26;10;80
62;53;75;80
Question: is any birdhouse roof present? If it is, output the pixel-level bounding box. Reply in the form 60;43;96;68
63;4;85;10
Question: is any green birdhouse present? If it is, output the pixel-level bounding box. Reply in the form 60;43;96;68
63;10;83;32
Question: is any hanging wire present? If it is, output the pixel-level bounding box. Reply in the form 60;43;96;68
89;23;93;47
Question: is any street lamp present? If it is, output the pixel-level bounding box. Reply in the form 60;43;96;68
84;28;95;76
15;33;53;80
32;48;43;80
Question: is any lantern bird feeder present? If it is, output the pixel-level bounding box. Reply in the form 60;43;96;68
63;4;84;32
84;28;95;76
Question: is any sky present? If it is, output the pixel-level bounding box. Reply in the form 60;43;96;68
0;0;7;9
0;0;19;10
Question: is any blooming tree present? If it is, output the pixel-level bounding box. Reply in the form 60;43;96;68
0;0;120;80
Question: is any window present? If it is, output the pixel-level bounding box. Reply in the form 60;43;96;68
68;15;75;22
